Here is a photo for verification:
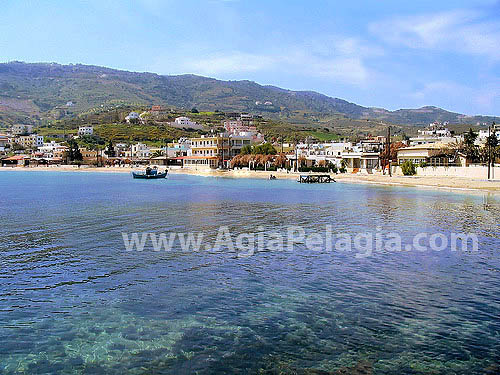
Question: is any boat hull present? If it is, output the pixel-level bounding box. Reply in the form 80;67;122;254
132;172;168;179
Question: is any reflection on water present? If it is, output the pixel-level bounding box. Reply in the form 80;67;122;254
0;171;499;374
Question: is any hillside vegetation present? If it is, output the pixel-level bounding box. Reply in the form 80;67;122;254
1;62;498;130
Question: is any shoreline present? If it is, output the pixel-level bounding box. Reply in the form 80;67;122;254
1;166;499;194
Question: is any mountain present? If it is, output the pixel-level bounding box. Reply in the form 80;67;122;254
0;61;498;127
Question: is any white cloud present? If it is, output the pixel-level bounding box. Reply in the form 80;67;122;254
183;53;276;75
170;36;378;86
409;80;500;115
180;51;370;85
370;9;500;61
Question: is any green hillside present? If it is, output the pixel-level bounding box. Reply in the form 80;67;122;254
1;62;498;130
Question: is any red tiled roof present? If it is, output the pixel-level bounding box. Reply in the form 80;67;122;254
3;155;29;160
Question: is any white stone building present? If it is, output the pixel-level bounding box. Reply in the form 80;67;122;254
129;143;151;159
11;124;34;135
78;126;94;136
125;112;140;123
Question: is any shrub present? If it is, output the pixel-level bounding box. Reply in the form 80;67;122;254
401;160;417;176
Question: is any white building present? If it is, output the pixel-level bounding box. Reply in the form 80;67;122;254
410;123;456;146
125;112;140;123
11;124;34;135
78;126;94;136
38;141;65;158
223;120;258;134
409;136;458;146
15;134;44;149
290;140;381;172
174;117;198;127
229;134;253;157
129;143;151;159
0;134;8;152
478;129;500;143
418;122;451;137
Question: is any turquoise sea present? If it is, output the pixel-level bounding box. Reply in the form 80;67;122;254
0;171;499;374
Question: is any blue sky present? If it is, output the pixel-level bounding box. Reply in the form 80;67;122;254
1;0;499;115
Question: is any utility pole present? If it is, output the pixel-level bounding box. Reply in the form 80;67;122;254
488;125;491;180
493;122;496;180
295;139;298;172
221;135;224;169
387;126;392;177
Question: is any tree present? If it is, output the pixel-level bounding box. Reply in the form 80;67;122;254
339;159;347;173
380;141;406;164
67;139;83;162
401;160;417;176
273;153;287;168
460;128;480;163
486;133;498;149
151;150;163;158
463;128;478;148
104;140;116;158
191;107;199;113
484;129;499;167
252;143;276;155
240;145;252;155
11;142;26;152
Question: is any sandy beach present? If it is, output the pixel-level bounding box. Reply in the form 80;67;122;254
2;165;500;193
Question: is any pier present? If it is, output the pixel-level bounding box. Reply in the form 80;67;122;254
298;174;335;183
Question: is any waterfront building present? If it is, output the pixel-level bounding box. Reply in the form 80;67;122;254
182;135;230;169
290;140;383;172
229;134;253;157
341;148;380;172
80;148;98;164
128;143;151;159
397;143;465;167
1;154;30;167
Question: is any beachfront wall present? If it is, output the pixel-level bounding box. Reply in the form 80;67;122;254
394;165;500;179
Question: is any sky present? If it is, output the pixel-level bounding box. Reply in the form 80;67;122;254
0;0;499;116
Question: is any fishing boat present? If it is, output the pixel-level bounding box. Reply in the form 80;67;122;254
132;167;168;179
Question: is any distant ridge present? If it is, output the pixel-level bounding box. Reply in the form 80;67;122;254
0;61;498;126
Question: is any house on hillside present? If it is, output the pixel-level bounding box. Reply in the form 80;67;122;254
125;112;140;123
78;126;94;136
11;124;34;135
15;134;44;149
171;117;202;129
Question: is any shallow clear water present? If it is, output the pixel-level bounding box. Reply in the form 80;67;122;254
0;171;499;374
